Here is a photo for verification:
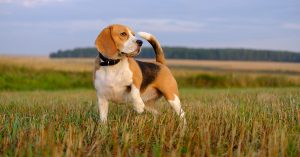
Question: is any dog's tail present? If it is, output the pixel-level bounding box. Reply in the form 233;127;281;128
138;32;166;65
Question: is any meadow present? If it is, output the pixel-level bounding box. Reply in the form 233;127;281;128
0;56;300;156
1;56;300;90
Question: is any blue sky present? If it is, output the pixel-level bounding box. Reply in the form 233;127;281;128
0;0;300;55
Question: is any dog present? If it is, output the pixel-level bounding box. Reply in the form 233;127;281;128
93;24;186;124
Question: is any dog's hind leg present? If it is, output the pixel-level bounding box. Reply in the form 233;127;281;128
155;68;186;125
158;90;186;125
165;93;186;124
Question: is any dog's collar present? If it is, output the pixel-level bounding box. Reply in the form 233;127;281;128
97;52;120;66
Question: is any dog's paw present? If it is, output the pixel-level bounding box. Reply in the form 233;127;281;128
134;103;145;114
100;116;107;123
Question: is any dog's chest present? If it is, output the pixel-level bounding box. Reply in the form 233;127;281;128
94;59;133;102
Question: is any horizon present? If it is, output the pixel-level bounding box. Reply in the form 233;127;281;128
2;46;300;57
1;0;300;55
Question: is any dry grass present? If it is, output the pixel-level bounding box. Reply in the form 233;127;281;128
1;56;300;74
0;88;299;156
164;59;300;73
0;56;93;72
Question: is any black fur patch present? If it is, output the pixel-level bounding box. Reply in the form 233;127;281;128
136;61;160;91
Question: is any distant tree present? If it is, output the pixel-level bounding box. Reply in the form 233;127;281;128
49;47;300;63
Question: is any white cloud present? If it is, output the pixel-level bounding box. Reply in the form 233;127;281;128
282;23;300;30
111;18;206;33
0;0;65;7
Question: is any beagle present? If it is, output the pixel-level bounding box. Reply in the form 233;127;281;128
94;24;186;124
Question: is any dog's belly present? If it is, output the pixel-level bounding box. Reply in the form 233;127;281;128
141;87;162;103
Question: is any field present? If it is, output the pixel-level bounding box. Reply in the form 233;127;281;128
1;56;300;90
0;56;300;156
2;56;300;74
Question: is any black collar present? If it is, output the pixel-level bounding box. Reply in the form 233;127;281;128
98;53;120;66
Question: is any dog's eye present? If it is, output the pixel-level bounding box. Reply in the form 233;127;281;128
120;32;127;36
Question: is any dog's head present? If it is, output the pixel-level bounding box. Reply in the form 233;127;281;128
95;24;143;59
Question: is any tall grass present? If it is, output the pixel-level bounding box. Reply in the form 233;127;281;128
0;88;299;156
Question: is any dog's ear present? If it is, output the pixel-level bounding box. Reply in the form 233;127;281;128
95;26;118;58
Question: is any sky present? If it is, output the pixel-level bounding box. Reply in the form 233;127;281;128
0;0;300;55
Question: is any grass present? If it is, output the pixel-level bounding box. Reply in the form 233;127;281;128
177;73;300;88
0;65;93;90
1;56;300;90
1;64;300;91
1;56;300;156
0;88;299;156
2;56;300;74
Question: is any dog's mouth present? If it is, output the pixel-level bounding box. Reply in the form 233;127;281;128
120;48;141;57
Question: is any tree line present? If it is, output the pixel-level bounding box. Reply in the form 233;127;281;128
49;47;300;62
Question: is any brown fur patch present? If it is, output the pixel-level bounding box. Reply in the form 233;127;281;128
93;57;101;80
152;65;179;100
128;58;142;89
110;25;134;52
95;26;118;58
129;58;177;101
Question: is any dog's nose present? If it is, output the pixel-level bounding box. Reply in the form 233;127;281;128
136;40;143;46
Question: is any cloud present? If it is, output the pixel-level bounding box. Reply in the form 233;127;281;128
110;18;206;33
0;0;65;7
282;23;300;30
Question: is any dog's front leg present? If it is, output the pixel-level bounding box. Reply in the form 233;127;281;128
97;96;109;123
130;85;145;113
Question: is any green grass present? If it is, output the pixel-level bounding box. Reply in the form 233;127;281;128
0;65;93;90
1;64;300;91
178;73;300;88
0;88;299;156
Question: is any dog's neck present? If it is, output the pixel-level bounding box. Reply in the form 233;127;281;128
98;52;120;66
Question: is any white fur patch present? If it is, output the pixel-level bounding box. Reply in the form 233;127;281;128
121;32;138;54
168;95;186;122
131;85;145;113
98;97;108;123
94;58;133;103
138;32;152;40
